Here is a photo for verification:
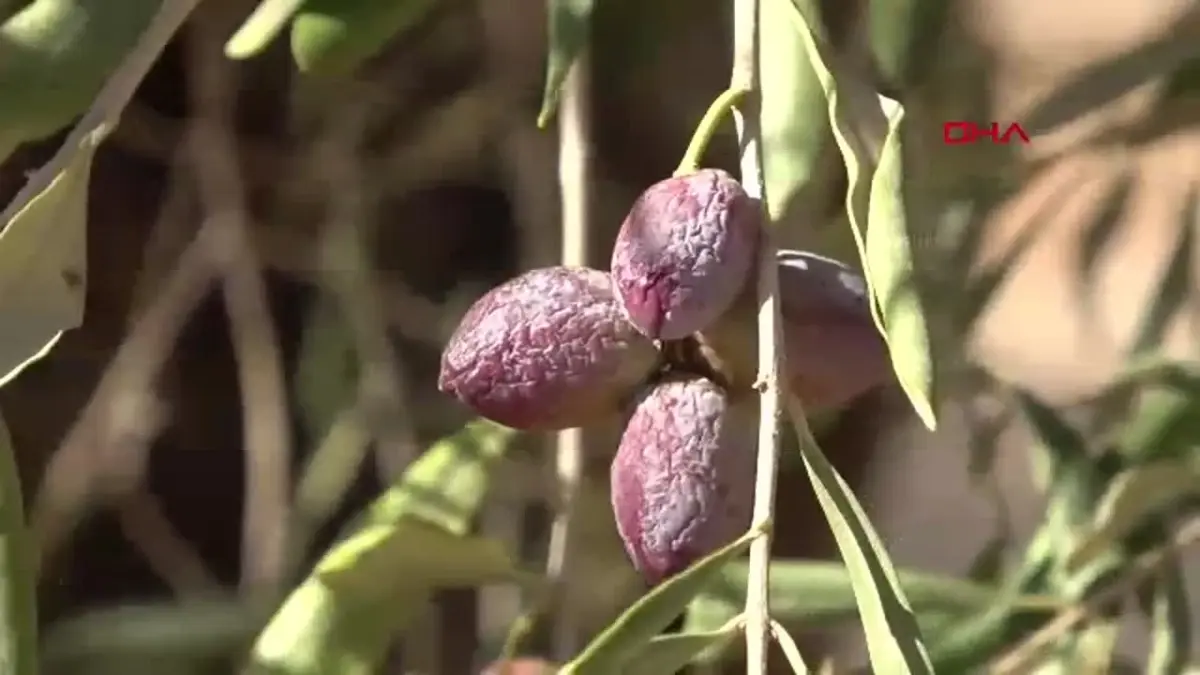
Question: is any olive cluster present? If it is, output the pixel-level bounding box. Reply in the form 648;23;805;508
439;169;888;585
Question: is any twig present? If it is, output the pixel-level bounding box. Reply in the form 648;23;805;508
32;231;216;572
770;620;811;674
23;0;206;578
988;515;1200;674
185;18;292;597
730;0;785;671
115;489;222;595
545;51;593;660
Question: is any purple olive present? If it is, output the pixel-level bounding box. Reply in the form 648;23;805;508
610;169;761;340
611;375;755;585
439;266;659;430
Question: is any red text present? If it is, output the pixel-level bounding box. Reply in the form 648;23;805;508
942;121;1030;145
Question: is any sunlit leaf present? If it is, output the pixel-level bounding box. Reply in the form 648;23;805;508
226;0;308;59
289;0;439;76
0;130;98;388
758;0;831;223
558;526;760;675
781;0;936;429
246;420;521;675
537;0;594;128
864;104;937;428
332;417;517;541
1067;459;1200;571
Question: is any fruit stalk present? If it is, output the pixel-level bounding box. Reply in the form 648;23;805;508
729;0;786;671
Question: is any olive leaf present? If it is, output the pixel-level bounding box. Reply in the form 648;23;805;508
537;0;594;127
246;420;521;675
558;526;760;675
289;0;440;76
782;0;937;430
0;130;98;387
226;0;309;59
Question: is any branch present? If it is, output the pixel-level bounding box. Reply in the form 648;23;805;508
730;0;785;673
546;49;593;660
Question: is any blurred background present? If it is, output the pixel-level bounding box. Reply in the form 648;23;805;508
2;0;1200;673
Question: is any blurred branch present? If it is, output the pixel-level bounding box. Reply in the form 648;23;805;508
989;515;1200;674
115;489;222;595
186;17;292;598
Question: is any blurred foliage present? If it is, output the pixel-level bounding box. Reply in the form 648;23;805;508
0;0;1196;674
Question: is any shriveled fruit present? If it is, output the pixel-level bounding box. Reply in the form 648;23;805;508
697;249;890;413
440;266;659;430
611;375;755;585
610;169;761;340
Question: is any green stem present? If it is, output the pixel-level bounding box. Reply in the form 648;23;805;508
674;87;750;176
0;414;36;675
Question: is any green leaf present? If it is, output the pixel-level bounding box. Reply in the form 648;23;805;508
1066;458;1200;571
537;0;594;128
684;559;1057;632
787;399;934;673
864;105;936;429
246;420;521;675
1114;365;1200;464
42;600;261;671
336;417;517;539
758;0;831;223
867;0;953;90
226;0;309;59
0;0;161;159
780;0;936;429
0;131;98;387
621;621;743;675
1146;556;1190;675
289;0;439;76
0;413;35;675
559;526;760;675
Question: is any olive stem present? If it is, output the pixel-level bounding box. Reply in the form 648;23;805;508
729;0;787;673
546;48;594;660
674;87;749;177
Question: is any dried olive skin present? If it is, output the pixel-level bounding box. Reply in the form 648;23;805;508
610;169;761;340
698;249;890;413
439;266;659;430
610;375;755;586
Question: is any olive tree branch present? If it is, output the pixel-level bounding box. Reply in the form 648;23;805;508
546;49;593;659
730;0;786;671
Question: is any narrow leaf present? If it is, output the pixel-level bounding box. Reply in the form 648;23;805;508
788;399;934;673
781;0;936;429
227;0;308;59
1146;556;1191;675
537;0;594;128
865;105;937;428
1067;459;1200;571
0;414;35;675
559;526;760;674
622;621;743;675
684;559;1056;631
